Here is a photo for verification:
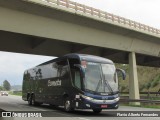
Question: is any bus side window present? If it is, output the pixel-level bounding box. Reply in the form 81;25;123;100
74;71;81;89
57;60;68;78
60;66;69;78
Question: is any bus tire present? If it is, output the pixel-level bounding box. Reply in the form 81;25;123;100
31;95;42;106
28;95;33;105
92;109;102;113
64;98;74;112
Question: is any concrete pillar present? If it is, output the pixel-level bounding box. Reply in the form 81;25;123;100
129;52;140;106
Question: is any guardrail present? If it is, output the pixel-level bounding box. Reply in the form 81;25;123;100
120;92;160;104
121;92;160;95
40;0;160;35
120;98;160;104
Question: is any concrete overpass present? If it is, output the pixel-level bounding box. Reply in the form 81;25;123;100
0;0;160;105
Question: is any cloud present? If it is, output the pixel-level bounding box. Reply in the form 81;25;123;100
0;51;55;85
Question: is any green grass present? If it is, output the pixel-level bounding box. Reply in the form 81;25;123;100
143;105;160;109
117;64;160;93
120;94;160;99
149;97;160;100
9;91;22;96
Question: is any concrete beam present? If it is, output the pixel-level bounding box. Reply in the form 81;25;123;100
70;44;88;53
0;1;159;67
77;46;101;56
129;52;140;106
31;38;46;49
0;6;160;57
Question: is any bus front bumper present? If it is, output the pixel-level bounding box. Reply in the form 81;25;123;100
74;96;119;109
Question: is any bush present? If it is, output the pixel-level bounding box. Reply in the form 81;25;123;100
155;75;160;82
120;86;126;92
0;86;3;90
145;82;151;90
139;84;145;91
151;80;159;88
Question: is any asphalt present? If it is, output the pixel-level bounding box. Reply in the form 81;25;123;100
0;95;159;120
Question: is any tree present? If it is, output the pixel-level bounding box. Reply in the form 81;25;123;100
0;86;3;90
3;80;11;91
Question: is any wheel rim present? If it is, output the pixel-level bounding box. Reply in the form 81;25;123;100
28;96;33;105
65;100;70;111
32;98;34;105
28;96;31;105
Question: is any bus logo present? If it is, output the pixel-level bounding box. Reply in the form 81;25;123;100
48;80;61;87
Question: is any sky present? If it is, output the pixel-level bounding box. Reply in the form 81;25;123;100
0;0;160;86
0;52;54;85
71;0;160;29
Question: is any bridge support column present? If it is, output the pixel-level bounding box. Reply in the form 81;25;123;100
129;52;140;106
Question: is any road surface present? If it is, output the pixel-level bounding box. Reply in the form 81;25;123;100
0;95;159;120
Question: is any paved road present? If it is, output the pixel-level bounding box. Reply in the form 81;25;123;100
0;95;159;120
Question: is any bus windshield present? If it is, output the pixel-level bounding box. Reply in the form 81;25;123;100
83;62;118;94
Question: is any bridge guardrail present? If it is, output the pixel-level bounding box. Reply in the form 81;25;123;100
120;92;160;95
120;92;160;104
38;0;160;35
120;98;160;104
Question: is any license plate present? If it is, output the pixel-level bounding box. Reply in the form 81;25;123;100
101;105;108;108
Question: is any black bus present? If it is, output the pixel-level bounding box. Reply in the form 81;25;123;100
22;54;125;113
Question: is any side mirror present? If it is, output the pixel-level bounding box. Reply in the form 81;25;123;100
74;64;85;78
116;68;126;80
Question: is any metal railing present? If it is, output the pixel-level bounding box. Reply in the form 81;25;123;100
38;0;160;35
121;92;160;95
120;92;160;104
120;98;160;104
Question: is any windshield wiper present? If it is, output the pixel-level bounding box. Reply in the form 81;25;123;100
104;78;114;95
95;79;101;92
95;78;113;94
103;75;113;95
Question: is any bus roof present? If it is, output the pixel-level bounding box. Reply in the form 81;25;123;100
38;53;113;66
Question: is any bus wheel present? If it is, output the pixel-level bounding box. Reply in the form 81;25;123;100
64;98;73;112
28;95;33;105
31;95;41;106
92;109;102;113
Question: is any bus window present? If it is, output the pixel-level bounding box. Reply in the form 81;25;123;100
57;60;68;77
74;71;81;89
60;66;69;78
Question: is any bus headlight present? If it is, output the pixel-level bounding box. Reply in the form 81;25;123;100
114;97;119;102
80;94;93;101
80;94;120;103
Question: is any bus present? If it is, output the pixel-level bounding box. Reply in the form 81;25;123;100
22;53;126;113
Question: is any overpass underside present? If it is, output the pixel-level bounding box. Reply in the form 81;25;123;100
0;30;159;67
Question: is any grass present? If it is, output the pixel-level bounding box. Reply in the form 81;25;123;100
120;94;160;109
117;64;160;93
149;97;160;100
9;91;22;96
120;94;160;100
143;105;160;109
